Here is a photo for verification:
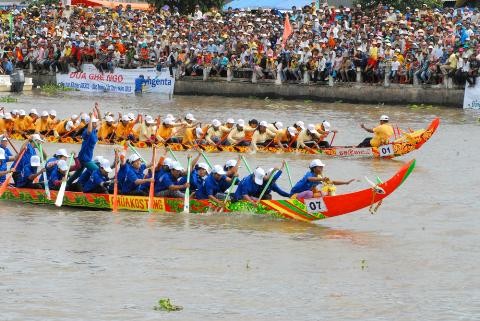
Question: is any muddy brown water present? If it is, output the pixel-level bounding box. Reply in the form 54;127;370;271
0;91;479;320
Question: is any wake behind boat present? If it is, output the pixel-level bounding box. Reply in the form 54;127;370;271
0;160;416;222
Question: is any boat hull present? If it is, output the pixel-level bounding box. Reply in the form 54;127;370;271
0;160;415;222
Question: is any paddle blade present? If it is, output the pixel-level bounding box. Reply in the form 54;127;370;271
183;192;190;213
55;182;67;207
0;175;12;197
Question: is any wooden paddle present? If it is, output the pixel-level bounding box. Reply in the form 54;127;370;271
5;135;19;154
112;150;119;213
284;161;293;189
35;142;51;200
240;155;252;174
183;155;192;213
147;146;156;212
256;169;278;203
0;146;27;197
54;154;74;207
329;132;336;146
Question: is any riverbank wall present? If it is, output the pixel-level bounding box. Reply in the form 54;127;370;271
27;73;464;108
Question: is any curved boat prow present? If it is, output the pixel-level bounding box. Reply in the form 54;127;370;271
320;159;416;219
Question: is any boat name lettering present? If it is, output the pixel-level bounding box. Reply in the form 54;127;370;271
335;148;374;157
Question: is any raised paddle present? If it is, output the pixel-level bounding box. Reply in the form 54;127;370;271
147;146;157;212
200;151;213;169
0;146;27;197
112;150;119;213
183;155;192;213
35;142;51;200
55;154;74;207
166;146;178;162
240;155;252;174
284;161;293;189
256;169;278;203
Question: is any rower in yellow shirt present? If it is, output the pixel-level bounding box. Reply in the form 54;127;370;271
25;109;39;134
114;114;136;141
54;119;75;137
13;110;31;136
357;115;394;148
98;115;117;141
34;111;52;134
156;117;184;143
0;113;14;134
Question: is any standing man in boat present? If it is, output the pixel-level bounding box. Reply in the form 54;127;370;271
291;159;355;200
67;112;99;187
357;115;394;148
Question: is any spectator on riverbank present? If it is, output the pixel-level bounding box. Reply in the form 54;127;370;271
0;3;478;87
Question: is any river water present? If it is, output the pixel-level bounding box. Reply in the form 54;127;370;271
1;92;479;320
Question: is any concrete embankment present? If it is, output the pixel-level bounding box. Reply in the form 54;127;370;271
28;73;464;107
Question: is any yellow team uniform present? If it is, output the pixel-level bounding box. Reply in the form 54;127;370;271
34;118;51;133
370;124;394;147
98;122;117;140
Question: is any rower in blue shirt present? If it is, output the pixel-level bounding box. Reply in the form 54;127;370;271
232;167;266;203
155;161;189;198
120;154;152;196
149;157;173;194
291;159;354;200
68;111;99;186
0;135;15;162
261;164;291;199
82;158;113;194
45;148;69;176
218;157;241;193
48;159;69;190
0;148;14;184
194;165;229;206
178;162;209;192
15;155;45;189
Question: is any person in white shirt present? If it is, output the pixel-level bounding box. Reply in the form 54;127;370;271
193;5;203;20
389;55;401;82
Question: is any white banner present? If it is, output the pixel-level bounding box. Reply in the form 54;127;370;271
56;64;174;95
463;79;480;109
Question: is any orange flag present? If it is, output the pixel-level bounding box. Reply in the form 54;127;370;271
282;13;293;47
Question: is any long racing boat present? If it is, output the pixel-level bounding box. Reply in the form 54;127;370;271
0;160;416;222
11;118;439;159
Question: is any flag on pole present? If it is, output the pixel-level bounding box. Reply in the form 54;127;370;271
282;13;293;47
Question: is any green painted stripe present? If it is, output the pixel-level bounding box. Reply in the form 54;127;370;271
277;200;318;220
401;159;416;185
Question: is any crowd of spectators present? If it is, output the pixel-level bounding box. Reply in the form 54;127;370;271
1;2;480;87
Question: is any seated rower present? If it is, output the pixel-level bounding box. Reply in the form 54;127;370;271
177;153;203;192
278;126;298;148
217;118;235;145
315;121;337;148
0;148;14;184
358;115;394;148
135;115;157;143
154;161;189;198
45;148;70;176
261;164;291;199
47;159;70;191
53;119;75;138
218;157;241;193
15;155;45;189
205;119;222;145
120;154;153;196
296;124;321;150
24;109;39;135
82;159;113;194
114;115;136;141
49;110;59;126
34;111;51;135
291;159;354;200
226;119;249;146
13;110;31;136
0;135;15;162
156;117;185;144
251;121;276;151
98;115;117;142
0;113;14;135
243;119;258;144
194;165;229;206
232;167;267;203
293;120;305;133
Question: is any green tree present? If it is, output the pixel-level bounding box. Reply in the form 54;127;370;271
147;0;226;13
354;0;442;10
